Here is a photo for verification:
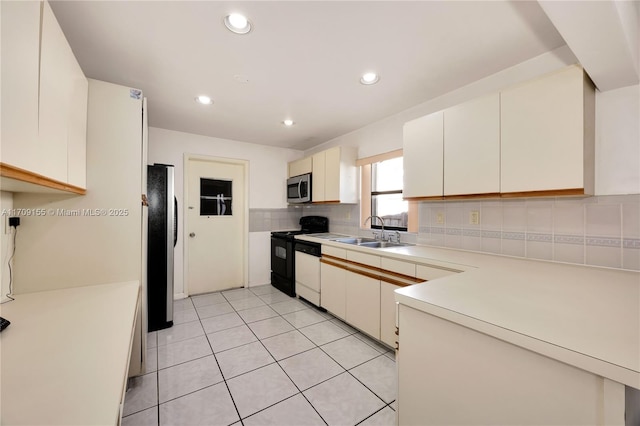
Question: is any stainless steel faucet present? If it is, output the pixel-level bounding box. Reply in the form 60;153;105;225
364;215;385;240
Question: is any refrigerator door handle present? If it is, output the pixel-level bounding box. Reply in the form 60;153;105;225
174;197;178;247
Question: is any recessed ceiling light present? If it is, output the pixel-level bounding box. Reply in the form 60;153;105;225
195;95;213;105
360;72;380;85
283;119;295;127
224;13;252;34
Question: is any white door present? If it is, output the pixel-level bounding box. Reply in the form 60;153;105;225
186;157;247;295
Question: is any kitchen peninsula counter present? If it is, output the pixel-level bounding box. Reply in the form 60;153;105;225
296;234;640;389
0;280;140;425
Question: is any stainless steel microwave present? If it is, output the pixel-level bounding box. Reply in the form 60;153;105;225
287;173;311;203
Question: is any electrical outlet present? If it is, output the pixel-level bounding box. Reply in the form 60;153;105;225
470;211;480;225
436;212;445;224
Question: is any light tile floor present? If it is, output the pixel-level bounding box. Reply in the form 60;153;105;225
122;284;397;426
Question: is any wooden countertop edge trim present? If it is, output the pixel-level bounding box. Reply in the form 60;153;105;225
404;189;586;201
500;188;586;198
0;162;87;195
320;256;424;287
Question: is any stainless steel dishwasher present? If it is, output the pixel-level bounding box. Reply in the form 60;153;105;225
294;240;322;307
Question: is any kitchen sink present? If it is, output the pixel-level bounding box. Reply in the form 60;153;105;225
358;241;413;248
333;237;378;245
333;237;413;248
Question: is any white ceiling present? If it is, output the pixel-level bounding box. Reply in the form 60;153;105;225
50;1;566;151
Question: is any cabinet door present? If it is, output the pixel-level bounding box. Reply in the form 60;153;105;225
39;1;74;182
403;111;444;198
444;94;500;196
324;146;341;202
0;1;41;172
380;282;401;347
295;252;321;292
346;271;380;339
320;262;345;319
501;65;587;194
288;157;312;178
312;151;326;202
66;64;88;188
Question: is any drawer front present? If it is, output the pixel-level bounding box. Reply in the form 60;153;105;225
295;252;321;292
322;245;346;259
347;250;380;268
381;257;416;277
416;264;459;281
296;285;320;307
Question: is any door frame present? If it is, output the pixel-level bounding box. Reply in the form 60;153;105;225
183;153;249;297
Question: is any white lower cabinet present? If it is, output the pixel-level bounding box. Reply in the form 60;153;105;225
321;247;424;347
295;251;321;306
397;304;622;425
345;271;380;339
320;262;346;319
380;282;401;347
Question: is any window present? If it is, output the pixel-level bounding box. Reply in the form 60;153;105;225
200;178;232;216
359;150;417;233
371;157;407;230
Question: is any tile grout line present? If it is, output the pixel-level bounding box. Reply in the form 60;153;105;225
230;287;331;425
201;295;246;426
246;286;393;424
135;286;394;425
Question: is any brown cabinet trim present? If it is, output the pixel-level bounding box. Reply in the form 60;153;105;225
405;188;586;201
1;162;86;195
500;188;585;198
321;254;425;287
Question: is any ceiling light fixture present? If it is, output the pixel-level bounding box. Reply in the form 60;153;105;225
224;13;252;34
195;95;213;105
360;72;380;85
283;119;295;127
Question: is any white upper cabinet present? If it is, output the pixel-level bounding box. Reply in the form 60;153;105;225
403;65;594;199
39;1;74;182
500;65;595;195
312;151;326;201
311;146;357;203
444;94;500;196
1;0;88;192
1;1;41;174
403;111;444;199
288;156;312;178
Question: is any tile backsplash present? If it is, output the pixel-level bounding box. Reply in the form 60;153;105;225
282;194;640;271
418;195;639;270
248;207;301;232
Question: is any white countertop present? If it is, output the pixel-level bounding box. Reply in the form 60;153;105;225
297;234;640;389
0;281;140;425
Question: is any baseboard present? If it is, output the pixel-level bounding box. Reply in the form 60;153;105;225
173;293;187;300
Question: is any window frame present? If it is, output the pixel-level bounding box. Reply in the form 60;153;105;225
358;150;418;233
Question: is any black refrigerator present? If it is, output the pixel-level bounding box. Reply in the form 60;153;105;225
147;164;177;332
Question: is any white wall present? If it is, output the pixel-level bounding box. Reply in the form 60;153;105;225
148;127;303;295
0;191;14;302
595;84;640;195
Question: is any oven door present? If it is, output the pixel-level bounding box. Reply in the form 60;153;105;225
271;236;293;279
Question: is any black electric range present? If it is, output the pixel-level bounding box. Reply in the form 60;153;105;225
270;216;329;297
